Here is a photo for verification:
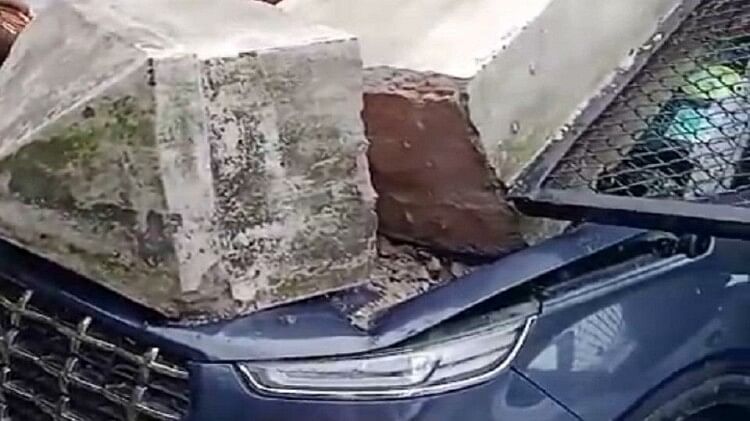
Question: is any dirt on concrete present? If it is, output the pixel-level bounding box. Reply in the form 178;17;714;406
331;235;487;329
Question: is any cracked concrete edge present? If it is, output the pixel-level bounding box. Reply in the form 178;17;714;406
0;0;380;320
467;0;690;185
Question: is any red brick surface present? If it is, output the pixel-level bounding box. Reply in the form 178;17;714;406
364;69;525;256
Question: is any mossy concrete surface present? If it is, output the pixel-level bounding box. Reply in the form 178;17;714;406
0;0;377;319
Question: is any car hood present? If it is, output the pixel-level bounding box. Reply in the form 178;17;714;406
152;224;644;360
0;222;643;361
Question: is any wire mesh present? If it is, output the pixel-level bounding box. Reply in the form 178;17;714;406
543;0;750;207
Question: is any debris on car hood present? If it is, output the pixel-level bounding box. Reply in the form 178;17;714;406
331;236;487;330
0;0;696;326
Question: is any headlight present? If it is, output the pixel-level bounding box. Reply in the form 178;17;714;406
239;313;536;400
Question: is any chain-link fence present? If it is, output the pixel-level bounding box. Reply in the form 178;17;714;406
513;0;750;236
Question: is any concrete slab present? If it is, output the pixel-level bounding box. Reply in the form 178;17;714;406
0;0;377;319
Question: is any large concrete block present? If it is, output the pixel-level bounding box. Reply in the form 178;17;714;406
281;0;687;252
0;0;377;318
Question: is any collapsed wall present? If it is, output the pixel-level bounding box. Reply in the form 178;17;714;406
0;0;378;318
0;0;696;321
280;0;689;253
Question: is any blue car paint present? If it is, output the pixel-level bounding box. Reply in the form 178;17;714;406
4;224;749;420
515;236;750;420
0;224;642;361
154;223;641;360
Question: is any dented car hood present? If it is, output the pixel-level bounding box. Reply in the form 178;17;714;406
158;224;645;359
0;223;642;360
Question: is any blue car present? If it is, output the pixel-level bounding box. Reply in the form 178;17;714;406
1;223;749;421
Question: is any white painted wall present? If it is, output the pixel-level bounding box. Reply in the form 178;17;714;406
468;0;686;182
281;0;552;78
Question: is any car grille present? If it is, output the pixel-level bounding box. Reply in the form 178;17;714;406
0;278;191;421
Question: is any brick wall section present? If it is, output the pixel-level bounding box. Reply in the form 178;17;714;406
363;67;525;256
280;0;688;254
277;0;537;256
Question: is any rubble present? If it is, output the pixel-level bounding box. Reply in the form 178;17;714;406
331;236;486;330
280;0;689;253
0;0;377;318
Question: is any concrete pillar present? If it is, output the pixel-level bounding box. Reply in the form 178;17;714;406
280;0;687;253
0;0;377;318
